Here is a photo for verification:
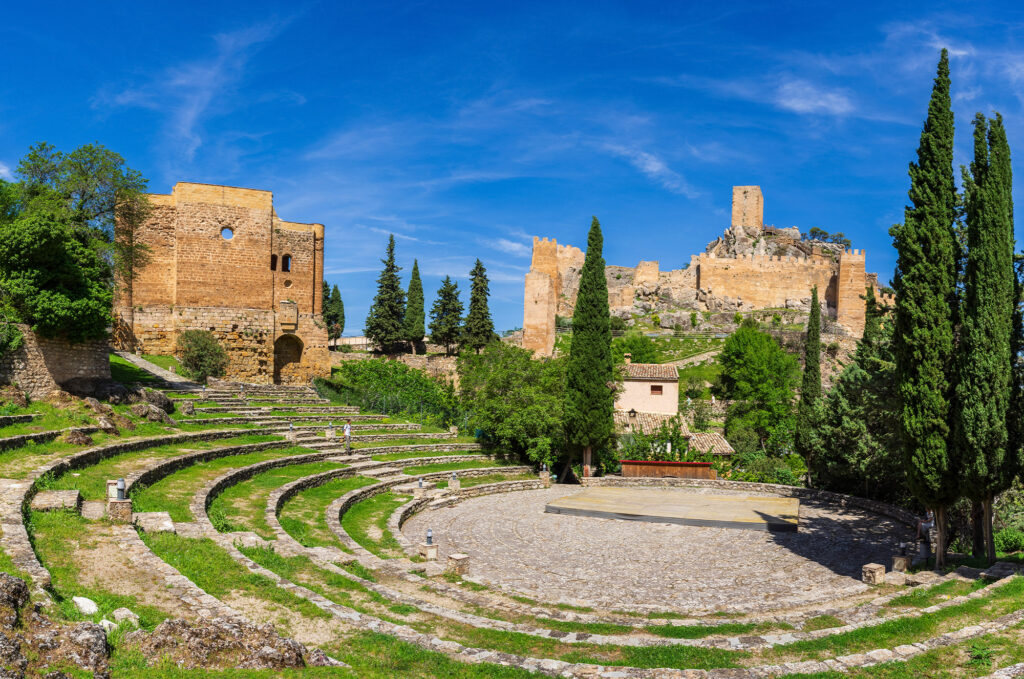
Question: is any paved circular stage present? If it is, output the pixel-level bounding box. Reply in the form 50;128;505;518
402;486;915;614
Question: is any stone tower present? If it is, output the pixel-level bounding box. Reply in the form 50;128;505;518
731;186;763;229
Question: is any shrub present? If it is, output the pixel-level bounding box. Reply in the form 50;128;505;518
611;331;658;364
690;311;698;328
651;314;660;327
995;528;1024;554
330;358;459;427
733;312;743;325
609;316;626;332
690;399;711;432
176;330;228;383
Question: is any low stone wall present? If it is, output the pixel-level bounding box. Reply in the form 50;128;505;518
126;440;292;495
0;325;110;399
580;476;918;527
0;414;36;428
0;427;99;453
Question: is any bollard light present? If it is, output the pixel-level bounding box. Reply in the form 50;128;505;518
418;477;423;488
116;478;126;501
426;528;433;545
451;471;457;480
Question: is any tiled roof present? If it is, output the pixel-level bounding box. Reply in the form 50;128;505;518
614;411;689;436
687;432;735;456
623;363;679;381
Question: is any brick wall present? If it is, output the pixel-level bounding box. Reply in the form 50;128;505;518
114;182;329;384
0;324;110;399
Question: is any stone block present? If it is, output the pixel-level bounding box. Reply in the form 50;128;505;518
892;555;911;573
538;471;551;487
884;571;906;586
449;477;461;492
862;563;885;585
134;511;175;533
30;489;81;513
418;543;438;561
447;553;470;575
81;500;106;520
107;499;132;524
423;562;445;578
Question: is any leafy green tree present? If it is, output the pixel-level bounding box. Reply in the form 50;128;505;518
176;330;228;383
611;331;658;364
955;113;1016;561
795;287;821;468
404;260;426;352
720;319;799;455
459;342;565;465
463;259;494;352
805;288;905;503
562;217;615;477
364;235;406;352
429;276;463;356
890;50;960;567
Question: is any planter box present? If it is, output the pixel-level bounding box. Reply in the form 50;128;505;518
619;460;716;480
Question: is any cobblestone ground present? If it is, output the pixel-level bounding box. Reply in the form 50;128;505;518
403;486;916;614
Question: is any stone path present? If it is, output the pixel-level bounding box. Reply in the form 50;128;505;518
113;351;199;390
403;486;915;615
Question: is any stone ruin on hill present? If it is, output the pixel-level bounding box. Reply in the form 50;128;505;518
521;185;892;356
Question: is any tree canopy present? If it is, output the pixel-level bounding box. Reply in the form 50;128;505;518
404;260;426;350
428;276;463;356
364;235;406;352
463;259;494;352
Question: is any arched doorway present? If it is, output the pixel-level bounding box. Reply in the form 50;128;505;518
273;334;304;384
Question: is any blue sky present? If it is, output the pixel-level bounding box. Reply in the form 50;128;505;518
3;2;1024;333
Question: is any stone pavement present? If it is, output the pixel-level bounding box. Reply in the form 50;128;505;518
403;486;915;615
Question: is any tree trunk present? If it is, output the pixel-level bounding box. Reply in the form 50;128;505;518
583;446;592;478
972;500;985;558
935;505;947;570
984;495;996;563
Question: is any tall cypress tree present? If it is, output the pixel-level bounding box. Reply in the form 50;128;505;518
796;286;821;475
322;280;330;317
328;285;344;339
428;276;463;356
955;113;1016;561
562;217;614;478
463;258;494;352
890;49;959;567
404;260;425;353
364;235;405;353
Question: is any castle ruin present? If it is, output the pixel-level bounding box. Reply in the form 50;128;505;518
114;182;330;384
522;186;889;356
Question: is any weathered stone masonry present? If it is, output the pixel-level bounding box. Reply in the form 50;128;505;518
0;324;110;399
114;182;329;384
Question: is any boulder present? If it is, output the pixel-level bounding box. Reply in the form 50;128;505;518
0;574;30;628
180;400;195;416
111;608;139;628
129;403;149;418
90;380;135;405
60;430;93;446
44;390;76;406
139;388;175;414
111;414;135;431
83;398;114;417
96;417;119;436
306;648;348;667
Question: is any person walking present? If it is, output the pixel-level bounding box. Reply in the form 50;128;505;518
343;419;352;453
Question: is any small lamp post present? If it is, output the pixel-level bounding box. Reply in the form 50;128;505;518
426;528;433;545
116;478;126;501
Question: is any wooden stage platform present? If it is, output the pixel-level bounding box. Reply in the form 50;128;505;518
544;487;800;532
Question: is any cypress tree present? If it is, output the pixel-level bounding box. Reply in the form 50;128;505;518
890;49;959;567
404;260;425;353
322;280;330;317
364;235;405;353
328;285;344;339
796;286;821;475
562;217;614;478
428;276;463;356
463;258;494;352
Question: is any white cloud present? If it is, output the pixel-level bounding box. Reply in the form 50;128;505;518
486;238;532;257
602;144;699;198
0;162;12;180
773;79;854;115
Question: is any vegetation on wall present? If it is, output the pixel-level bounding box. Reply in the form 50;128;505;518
175;330;228;383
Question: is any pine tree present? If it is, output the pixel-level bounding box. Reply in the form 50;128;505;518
955;113;1016;561
796;286;822;476
890;49;960;568
562;217;614;478
364;235;405;353
463;258;494;352
328;285;344;339
404;260;425;353
428;276;463;356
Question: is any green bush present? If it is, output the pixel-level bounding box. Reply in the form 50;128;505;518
609;316;626;332
995;528;1024;554
611;331;658;364
690;311;698;328
175;330;228;383
329;358;460;427
618;417;703;463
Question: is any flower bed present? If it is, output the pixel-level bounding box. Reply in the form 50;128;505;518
619;459;716;479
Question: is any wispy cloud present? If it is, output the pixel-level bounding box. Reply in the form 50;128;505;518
774;79;853;115
484;237;532;257
602;144;699;198
95;20;287;163
0;162;12;181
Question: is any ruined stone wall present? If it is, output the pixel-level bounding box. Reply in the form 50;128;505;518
694;252;839;310
731;185;763;228
836;250;867;337
522;271;555;356
0;325;110;399
114;182;329;384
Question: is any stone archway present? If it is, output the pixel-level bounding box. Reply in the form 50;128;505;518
273;334;304;384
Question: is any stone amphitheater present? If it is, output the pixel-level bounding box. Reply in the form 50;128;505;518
1;356;1024;678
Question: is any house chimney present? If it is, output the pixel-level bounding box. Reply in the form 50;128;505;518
624;353;632;364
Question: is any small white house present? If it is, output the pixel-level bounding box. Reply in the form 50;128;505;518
616;355;679;415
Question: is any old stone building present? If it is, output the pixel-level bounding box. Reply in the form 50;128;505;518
114;182;329;384
522;186;891;356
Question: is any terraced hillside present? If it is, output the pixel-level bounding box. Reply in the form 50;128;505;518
1;360;1024;678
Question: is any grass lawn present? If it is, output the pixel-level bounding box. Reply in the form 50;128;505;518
141;354;183;374
401;459;511;475
279;475;377;549
207;460;349;537
886;578;988;609
372;448;481;461
436;472;536;489
109;353;163;385
340;491;410;558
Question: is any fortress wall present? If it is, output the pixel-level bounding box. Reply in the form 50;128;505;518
695;253;838;309
836;250;867;336
272;221;324;316
634;261;660;287
522;271;555;356
530;238;560;298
